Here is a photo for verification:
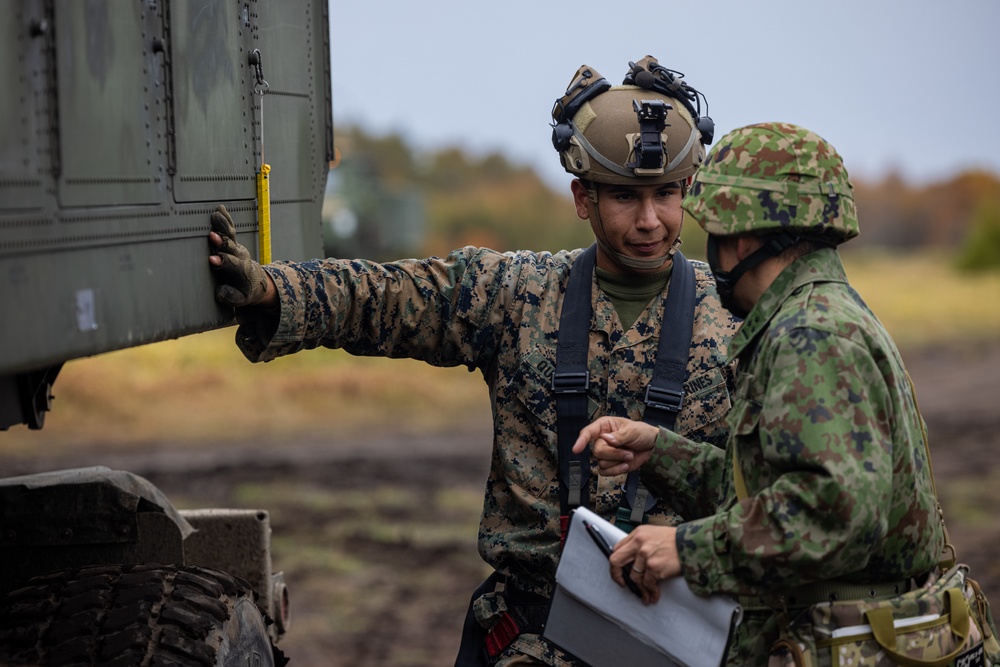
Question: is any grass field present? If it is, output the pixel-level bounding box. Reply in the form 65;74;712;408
3;249;998;453
2;249;999;667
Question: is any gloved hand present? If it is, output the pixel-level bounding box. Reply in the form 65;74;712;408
208;204;272;308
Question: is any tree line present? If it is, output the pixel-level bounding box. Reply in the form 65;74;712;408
325;125;1000;271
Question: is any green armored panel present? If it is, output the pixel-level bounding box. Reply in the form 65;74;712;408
54;1;165;207
0;0;331;428
169;0;256;204
249;0;332;261
0;0;48;213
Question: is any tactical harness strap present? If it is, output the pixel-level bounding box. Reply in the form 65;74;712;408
554;243;696;538
554;245;598;531
457;246;696;666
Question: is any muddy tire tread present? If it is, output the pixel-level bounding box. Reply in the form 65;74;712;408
0;564;283;667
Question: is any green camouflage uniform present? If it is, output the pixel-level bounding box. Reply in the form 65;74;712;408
233;246;739;665
638;123;946;666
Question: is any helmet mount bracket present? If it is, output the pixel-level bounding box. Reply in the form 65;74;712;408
626;99;670;174
551;56;711;185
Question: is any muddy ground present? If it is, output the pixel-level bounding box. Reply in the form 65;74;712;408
4;341;1000;666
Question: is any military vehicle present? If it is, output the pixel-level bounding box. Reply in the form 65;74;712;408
0;1;332;664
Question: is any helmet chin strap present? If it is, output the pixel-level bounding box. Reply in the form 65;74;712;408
596;237;679;271
589;186;680;272
706;232;800;318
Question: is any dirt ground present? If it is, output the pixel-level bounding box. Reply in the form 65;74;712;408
3;340;999;667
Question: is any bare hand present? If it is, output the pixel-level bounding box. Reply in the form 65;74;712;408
609;525;682;604
572;416;658;476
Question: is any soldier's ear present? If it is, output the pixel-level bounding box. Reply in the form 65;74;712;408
570;179;592;221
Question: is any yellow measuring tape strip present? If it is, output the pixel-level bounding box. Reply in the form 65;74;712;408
251;48;272;265
257;163;272;265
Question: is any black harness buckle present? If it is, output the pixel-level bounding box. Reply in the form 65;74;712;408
552;371;589;394
644;384;684;412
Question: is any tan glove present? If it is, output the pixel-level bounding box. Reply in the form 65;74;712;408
209;205;271;308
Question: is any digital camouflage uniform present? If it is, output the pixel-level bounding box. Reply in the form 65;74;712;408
637;123;946;666
232;246;738;665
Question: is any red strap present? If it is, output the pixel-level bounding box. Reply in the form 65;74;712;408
559;515;570;550
485;611;521;658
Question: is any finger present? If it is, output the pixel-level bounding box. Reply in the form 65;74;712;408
210;205;237;240
211;252;249;278
609;535;638;569
208;254;222;268
593;439;636;476
609;563;626;588
215;284;248;307
596;461;632;476
210;233;241;259
617;421;658;452
640;574;660;604
212;228;251;261
572;417;616;454
591;438;634;463
620;558;653;604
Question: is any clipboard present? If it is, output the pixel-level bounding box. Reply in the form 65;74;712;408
543;507;743;667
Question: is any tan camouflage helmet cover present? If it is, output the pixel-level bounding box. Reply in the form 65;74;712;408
683;122;860;242
551;57;706;185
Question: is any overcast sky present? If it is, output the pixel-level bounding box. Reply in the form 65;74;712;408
328;1;999;191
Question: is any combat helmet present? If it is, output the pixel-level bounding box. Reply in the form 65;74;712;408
683;122;859;243
551;56;714;186
684;122;859;317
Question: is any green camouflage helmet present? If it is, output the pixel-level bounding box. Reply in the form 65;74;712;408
683;122;859;242
551;56;709;185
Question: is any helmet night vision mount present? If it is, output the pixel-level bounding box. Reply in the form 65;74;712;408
623;56;714;146
551;56;714;185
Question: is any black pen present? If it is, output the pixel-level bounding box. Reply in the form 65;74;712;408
582;520;643;598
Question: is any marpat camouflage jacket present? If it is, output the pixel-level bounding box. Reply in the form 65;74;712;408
235;246;739;597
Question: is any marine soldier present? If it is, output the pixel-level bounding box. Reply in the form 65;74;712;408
573;122;946;665
208;56;740;666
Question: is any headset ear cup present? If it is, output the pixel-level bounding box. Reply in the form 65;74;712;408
552;123;574;152
697;116;715;145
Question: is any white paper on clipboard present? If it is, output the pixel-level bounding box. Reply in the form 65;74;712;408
543;507;743;667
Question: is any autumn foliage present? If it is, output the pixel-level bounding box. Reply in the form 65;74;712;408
327;126;1000;270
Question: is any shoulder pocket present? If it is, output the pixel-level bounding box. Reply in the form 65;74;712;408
504;351;600;499
730;372;762;437
502;355;560;499
676;367;733;439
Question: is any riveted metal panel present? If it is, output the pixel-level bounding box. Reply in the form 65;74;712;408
169;0;256;203
0;0;331;426
0;0;50;213
54;0;166;207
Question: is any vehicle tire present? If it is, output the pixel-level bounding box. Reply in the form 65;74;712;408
0;563;287;667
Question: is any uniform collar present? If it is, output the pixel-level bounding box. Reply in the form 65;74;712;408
729;248;849;360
